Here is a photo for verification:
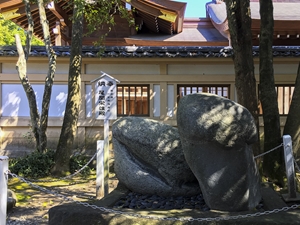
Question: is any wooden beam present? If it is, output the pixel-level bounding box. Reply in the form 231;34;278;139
47;1;70;28
0;0;21;4
54;21;62;46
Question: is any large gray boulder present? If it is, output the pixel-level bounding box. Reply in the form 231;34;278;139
177;93;261;211
112;117;200;197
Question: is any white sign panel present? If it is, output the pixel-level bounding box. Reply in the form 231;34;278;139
93;73;119;120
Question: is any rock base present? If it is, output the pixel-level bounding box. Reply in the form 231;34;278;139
48;183;300;225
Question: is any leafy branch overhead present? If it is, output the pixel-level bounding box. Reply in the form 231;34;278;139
81;0;134;45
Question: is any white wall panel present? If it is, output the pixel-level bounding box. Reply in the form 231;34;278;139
85;84;92;117
153;84;160;117
2;63;69;74
254;63;298;75
167;85;174;117
168;64;235;75
1;84;67;116
273;64;298;75
85;64;160;75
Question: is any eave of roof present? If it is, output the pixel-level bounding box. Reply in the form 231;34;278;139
207;1;300;23
206;1;300;45
250;2;300;20
0;0;186;46
0;0;73;45
124;0;186;34
0;45;300;58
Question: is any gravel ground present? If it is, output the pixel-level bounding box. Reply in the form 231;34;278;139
113;192;210;211
6;217;47;225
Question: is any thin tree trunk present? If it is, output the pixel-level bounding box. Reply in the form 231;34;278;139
24;0;33;60
284;63;300;158
52;3;83;175
16;0;56;153
15;34;40;148
37;0;56;152
16;0;41;151
259;0;284;186
225;0;261;156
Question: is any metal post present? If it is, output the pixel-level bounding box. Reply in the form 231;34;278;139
96;140;104;199
282;135;300;201
0;156;8;225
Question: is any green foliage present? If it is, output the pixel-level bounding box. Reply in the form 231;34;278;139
83;0;133;45
70;154;93;177
0;14;44;46
23;126;35;147
9;150;93;178
9;150;55;178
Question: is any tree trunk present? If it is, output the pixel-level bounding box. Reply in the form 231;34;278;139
15;34;41;151
284;63;300;158
225;0;261;156
16;0;41;151
52;3;83;175
24;0;33;60
16;0;56;153
259;0;285;186
38;0;57;152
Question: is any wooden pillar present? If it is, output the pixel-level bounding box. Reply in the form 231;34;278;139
53;21;61;46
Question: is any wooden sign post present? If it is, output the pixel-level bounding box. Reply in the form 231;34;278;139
91;72;119;199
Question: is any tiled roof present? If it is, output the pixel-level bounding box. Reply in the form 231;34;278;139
0;0;186;46
0;46;300;58
250;2;300;20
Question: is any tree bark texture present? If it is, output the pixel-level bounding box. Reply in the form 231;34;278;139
16;0;56;153
284;63;300;158
225;0;260;156
38;0;57;152
24;0;33;60
15;34;41;151
259;0;285;186
52;3;83;175
16;0;42;151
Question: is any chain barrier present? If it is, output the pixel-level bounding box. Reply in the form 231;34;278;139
291;154;300;184
23;151;98;183
254;143;283;159
5;142;300;222
292;154;300;173
6;171;300;222
253;142;300;182
19;116;101;183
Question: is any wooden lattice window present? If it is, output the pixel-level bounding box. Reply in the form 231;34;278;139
177;85;230;100
259;85;294;115
117;85;149;116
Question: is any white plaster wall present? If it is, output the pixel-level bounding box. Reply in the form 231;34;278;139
85;84;92;118
2;63;69;74
168;64;235;75
167;85;175;117
153;84;160;117
85;64;160;75
1;84;67;117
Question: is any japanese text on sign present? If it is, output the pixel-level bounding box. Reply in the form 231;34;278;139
94;75;118;120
